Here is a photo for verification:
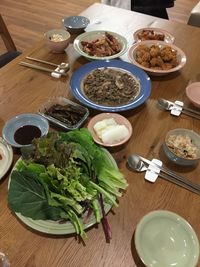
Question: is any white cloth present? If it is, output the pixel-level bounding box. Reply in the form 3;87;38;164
101;0;131;10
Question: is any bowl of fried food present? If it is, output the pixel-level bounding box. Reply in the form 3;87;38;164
73;30;128;60
163;128;200;166
128;40;186;76
133;27;175;43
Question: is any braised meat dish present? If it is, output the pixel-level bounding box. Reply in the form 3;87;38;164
137;30;165;41
81;68;140;106
81;32;122;57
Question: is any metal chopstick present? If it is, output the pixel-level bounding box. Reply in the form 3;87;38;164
158;172;200;196
26;56;59;67
181;109;200;120
19;62;67;76
139;156;200;191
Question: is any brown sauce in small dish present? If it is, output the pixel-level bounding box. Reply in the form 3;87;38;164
14;125;41;145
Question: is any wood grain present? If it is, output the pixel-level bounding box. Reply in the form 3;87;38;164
1;3;200;267
0;0;199;52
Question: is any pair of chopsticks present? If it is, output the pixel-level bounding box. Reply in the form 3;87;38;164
140;156;200;195
19;57;69;77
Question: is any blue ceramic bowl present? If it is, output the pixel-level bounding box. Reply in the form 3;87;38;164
2;113;49;148
62;16;90;34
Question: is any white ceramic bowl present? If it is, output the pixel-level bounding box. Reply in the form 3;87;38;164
128;40;186;76
186;82;200;108
2;113;49;148
87;113;132;147
163;128;200;166
135;210;199;267
44;29;71;53
73;30;128;61
133;27;175;43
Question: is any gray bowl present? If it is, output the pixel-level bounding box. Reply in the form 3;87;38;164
62;16;90;34
163;128;200;166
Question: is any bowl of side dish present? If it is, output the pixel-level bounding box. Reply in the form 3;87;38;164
38;96;89;130
73;30;128;60
133;27;175;43
44;29;71;53
163;128;200;166
87;113;132;147
2;113;49;148
128;40;186;76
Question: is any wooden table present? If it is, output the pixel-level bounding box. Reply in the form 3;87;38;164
1;3;200;267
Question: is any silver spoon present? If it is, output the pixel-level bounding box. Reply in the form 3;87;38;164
158;98;200;116
127;154;200;195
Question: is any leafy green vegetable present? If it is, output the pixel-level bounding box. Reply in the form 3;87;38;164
8;129;128;239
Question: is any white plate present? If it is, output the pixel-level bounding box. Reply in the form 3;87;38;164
0;137;13;180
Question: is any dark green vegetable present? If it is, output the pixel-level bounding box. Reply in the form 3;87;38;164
8;129;128;239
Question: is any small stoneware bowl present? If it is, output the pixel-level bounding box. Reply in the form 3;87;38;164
163;128;200;166
87;113;132;147
62;16;90;34
186;82;200;108
44;29;71;53
2;113;49;148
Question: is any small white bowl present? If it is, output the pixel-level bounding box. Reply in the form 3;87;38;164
87;113;132;147
44;29;71;53
163;128;200;166
2;113;49;148
186;82;200;108
128;40;186;76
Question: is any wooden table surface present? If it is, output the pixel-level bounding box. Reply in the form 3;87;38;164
1;3;200;267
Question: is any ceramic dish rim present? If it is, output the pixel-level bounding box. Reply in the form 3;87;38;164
135;210;200;267
0;137;13;180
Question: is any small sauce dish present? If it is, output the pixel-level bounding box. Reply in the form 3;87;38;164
2;113;49;148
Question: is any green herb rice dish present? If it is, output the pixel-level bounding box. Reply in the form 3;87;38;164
8;128;128;240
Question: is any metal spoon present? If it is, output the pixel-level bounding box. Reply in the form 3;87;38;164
158;98;200;116
127;154;148;172
127;154;200;195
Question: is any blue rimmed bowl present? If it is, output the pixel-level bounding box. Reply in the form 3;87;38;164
2;113;49;148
